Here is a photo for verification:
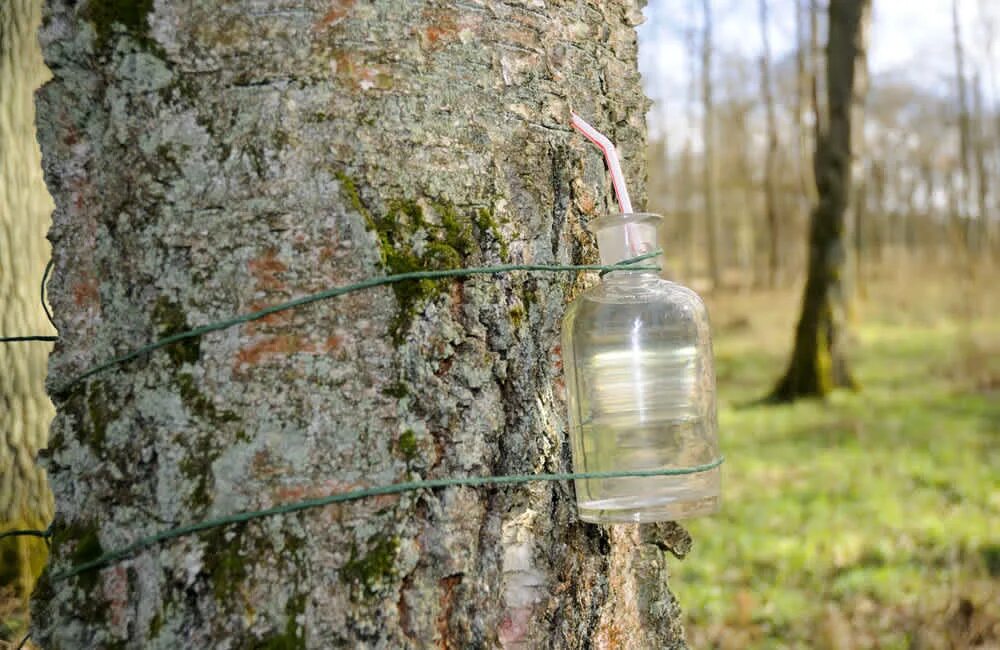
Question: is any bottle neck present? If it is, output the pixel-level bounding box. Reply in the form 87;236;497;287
601;269;661;288
594;218;659;267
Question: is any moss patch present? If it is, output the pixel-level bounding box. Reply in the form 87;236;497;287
148;611;163;640
49;523;103;594
340;536;399;600
201;527;248;601
152;297;200;367
82;0;156;52
176;372;238;424
177;432;220;512
382;382;409;399
174;373;238;511
397;429;418;460
252;593;307;650
475;207;510;260
336;174;488;340
85;380;113;453
375;199;476;340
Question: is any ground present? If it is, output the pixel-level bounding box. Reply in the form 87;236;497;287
680;258;1000;649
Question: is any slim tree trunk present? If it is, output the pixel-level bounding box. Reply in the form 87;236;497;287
810;0;825;144
953;0;974;248
853;164;867;296
770;0;871;402
684;7;699;281
795;0;812;201
759;0;780;288
870;158;887;266
31;1;691;648
701;0;722;289
972;71;990;245
681;143;697;281
0;0;55;626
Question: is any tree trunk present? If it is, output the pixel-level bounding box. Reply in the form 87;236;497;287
701;0;722;289
770;0;870;402
30;1;692;648
683;7;699;282
852;163;867;296
795;0;811;201
971;71;990;247
953;0;974;249
0;0;55;626
759;0;780;288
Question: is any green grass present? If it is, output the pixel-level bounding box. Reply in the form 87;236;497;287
678;281;1000;648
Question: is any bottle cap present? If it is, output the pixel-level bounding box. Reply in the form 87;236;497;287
590;213;661;266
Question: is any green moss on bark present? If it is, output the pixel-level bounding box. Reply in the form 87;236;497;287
176;372;238;423
148;611;163;640
85;380;113;452
382;382;409;399
337;174;484;341
152;297;200;366
201;527;248;600
397;429;418;460
252;593;307;649
475;207;509;260
176;432;220;512
49;523;103;594
82;0;156;51
340;536;399;600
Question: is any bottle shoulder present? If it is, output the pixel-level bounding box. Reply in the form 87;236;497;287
562;276;712;336
578;276;707;308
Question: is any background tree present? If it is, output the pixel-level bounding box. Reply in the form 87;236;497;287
30;0;692;647
759;0;781;288
701;0;722;288
952;0;974;248
0;0;55;634
769;0;871;400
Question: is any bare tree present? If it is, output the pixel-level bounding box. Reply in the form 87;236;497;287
30;1;691;647
702;0;722;288
953;0;975;247
684;2;700;280
972;72;990;245
795;0;811;199
759;0;781;287
770;0;871;401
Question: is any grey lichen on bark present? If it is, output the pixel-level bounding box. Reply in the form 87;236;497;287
32;0;690;647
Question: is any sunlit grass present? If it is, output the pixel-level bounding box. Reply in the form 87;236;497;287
677;273;1000;648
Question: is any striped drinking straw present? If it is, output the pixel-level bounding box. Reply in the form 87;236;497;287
570;113;641;256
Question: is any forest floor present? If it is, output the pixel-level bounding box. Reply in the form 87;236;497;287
680;261;1000;649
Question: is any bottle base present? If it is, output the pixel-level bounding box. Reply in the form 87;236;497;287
577;493;720;523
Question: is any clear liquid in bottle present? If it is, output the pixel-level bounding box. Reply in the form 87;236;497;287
562;214;721;523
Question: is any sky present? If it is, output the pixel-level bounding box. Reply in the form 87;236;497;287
637;0;1000;136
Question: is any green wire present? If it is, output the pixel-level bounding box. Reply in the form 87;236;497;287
53;251;662;394
2;248;708;585
48;457;723;582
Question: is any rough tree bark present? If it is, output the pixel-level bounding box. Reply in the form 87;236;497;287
770;0;870;402
0;0;55;620
31;1;693;648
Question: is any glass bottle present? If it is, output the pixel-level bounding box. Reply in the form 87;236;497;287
561;213;721;523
